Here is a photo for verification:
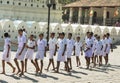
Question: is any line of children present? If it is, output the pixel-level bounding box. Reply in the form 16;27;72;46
1;30;113;75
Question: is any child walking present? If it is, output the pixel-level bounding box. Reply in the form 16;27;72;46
35;33;47;74
46;33;57;71
74;36;83;67
1;33;16;74
14;29;27;76
25;35;37;72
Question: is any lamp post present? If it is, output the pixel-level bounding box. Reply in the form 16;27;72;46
46;0;52;43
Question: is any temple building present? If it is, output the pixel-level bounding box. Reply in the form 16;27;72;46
0;0;62;22
63;0;120;26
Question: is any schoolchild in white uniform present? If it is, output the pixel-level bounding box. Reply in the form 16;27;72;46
35;33;47;74
101;35;107;64
66;33;74;70
23;28;27;37
92;34;98;63
85;32;90;43
94;36;103;66
46;33;57;71
25;35;37;72
14;29;27;76
74;36;83;67
104;33;113;65
55;32;69;73
1;33;16;74
84;33;93;69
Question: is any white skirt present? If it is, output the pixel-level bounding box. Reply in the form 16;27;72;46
36;51;45;60
66;49;73;58
85;49;92;58
15;47;26;61
25;49;34;60
49;50;55;59
57;50;67;62
2;50;11;62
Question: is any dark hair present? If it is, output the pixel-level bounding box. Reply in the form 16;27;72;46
77;36;80;39
91;32;93;35
94;34;98;37
106;33;110;36
39;33;44;36
30;34;34;37
97;36;100;39
23;28;25;31
68;33;72;36
4;33;9;37
61;32;65;36
86;32;90;35
51;32;55;35
18;29;23;32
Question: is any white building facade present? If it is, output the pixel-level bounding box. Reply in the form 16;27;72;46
0;0;62;22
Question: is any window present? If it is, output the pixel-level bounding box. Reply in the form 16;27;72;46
31;4;33;7
0;1;2;4
52;4;56;10
7;1;9;4
42;5;44;8
13;2;15;5
25;4;27;6
37;5;39;7
18;3;21;5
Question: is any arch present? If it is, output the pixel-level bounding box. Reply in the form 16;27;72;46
84;26;92;34
39;22;52;39
14;20;29;35
61;24;73;38
93;26;102;35
1;20;16;40
102;27;109;35
71;24;84;40
27;22;41;39
50;23;63;38
110;28;117;36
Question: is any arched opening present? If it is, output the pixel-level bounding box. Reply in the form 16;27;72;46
92;11;97;24
107;11;110;18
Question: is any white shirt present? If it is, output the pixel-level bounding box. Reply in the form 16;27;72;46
74;41;82;52
4;37;11;50
27;39;35;48
106;38;112;48
95;40;103;51
66;39;74;51
101;39;107;50
37;39;47;51
86;38;93;48
57;38;67;52
23;31;27;37
18;35;27;48
48;38;57;50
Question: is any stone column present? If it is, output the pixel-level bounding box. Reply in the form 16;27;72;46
84;9;88;24
69;8;73;22
103;7;107;26
78;7;82;24
89;7;93;25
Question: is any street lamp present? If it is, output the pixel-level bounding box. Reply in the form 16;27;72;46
46;0;52;43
